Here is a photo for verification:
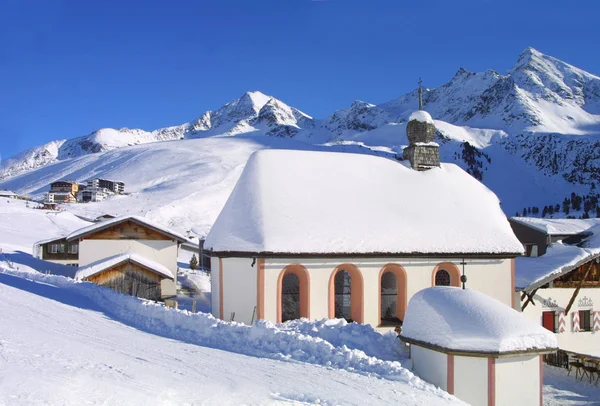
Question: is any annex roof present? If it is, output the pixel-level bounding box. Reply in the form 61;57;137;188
75;253;175;280
515;224;600;291
204;149;523;257
401;287;557;354
510;217;600;236
66;215;189;243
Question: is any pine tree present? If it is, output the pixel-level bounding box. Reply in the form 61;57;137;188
189;254;199;270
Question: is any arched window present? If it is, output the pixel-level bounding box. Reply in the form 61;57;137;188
328;264;364;323
281;273;300;322
432;262;461;287
277;265;310;323
435;269;451;286
335;270;352;321
380;272;399;323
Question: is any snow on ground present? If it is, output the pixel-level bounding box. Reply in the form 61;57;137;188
543;365;600;405
0;266;461;406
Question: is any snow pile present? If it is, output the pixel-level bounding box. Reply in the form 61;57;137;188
510;217;600;236
0;265;450;396
75;253;175;280
401;287;557;353
205;149;524;255
408;110;434;124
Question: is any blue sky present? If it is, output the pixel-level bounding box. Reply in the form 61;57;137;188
1;0;599;159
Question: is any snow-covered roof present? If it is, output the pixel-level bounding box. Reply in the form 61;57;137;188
75;253;174;280
205;149;523;256
0;190;16;197
408;110;434;124
515;224;600;291
401;287;557;354
66;215;189;243
510;217;600;236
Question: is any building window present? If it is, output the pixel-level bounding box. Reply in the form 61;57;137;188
580;310;592;332
334;270;352;322
67;263;78;267
542;311;557;332
435;270;451;286
68;244;78;254
281;273;300;322
48;243;66;254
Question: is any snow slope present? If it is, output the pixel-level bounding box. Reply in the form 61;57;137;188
0;273;461;406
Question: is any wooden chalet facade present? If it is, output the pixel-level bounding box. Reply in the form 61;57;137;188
511;217;600;357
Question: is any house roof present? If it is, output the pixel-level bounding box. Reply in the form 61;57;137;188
204;149;523;256
0;190;16;197
515;224;600;291
400;287;557;354
66;215;189;243
510;217;600;236
75;253;174;280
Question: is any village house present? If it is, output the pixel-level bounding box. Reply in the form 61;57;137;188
204;108;524;327
0;189;17;199
34;216;189;300
509;217;600;358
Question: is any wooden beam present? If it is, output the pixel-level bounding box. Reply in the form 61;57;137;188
565;261;595;314
521;291;527;301
522;288;539;311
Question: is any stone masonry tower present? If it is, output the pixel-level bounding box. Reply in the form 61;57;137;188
403;79;441;171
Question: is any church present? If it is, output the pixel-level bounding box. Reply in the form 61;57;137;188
204;104;523;328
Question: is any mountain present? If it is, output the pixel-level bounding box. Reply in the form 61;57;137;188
1;48;600;233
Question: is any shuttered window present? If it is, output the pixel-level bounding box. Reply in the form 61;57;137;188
542;311;556;332
580;310;592;332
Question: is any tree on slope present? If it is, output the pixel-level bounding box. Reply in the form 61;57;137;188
189;254;199;270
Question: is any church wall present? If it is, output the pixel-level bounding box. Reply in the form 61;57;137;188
220;257;257;324
495;355;540;406
263;257;513;328
521;287;600;357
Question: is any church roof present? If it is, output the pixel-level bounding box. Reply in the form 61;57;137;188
204;149;523;257
510;217;600;236
401;287;557;354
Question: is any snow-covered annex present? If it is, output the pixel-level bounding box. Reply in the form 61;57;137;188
204;107;524;328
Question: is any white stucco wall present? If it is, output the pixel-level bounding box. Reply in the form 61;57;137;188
495;355;540;406
221;257;257;324
521;287;600;356
211;257;220;320
411;346;448;391
453;355;488;406
79;240;178;274
262;257;512;327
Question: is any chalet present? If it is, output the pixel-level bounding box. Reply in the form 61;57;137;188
204;108;524;327
34;216;189;301
0;190;17;199
510;217;600;357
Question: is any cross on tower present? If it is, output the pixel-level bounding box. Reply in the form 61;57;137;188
418;78;423;110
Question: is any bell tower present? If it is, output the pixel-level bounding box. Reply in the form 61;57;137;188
403;79;441;171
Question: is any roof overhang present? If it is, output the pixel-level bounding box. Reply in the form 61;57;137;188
400;335;557;358
206;250;522;259
66;216;188;243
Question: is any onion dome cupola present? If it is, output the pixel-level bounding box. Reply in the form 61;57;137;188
403;79;441;171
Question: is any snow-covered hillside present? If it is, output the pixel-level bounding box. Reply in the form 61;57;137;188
1;48;600;228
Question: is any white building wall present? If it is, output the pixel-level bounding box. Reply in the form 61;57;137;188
221;257;257;324
211;257;220;320
411;346;448;391
79;240;178;274
453;356;488;406
521;287;600;356
495;355;540;406
263;257;512;327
